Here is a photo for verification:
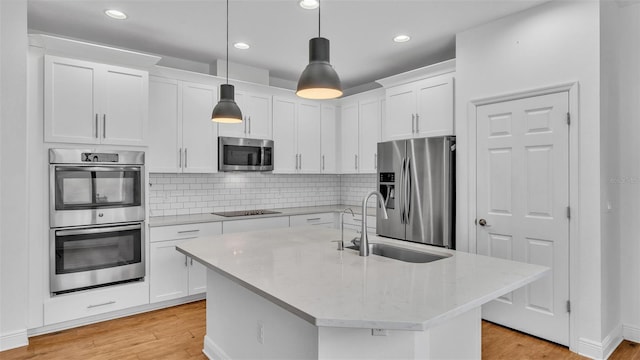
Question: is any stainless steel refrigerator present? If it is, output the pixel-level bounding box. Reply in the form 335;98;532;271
376;136;456;249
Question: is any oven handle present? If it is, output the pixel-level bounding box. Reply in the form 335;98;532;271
56;224;142;237
54;166;141;172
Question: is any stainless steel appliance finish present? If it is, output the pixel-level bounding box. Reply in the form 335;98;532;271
376;136;455;249
218;136;274;171
212;209;281;217
50;222;145;293
49;149;145;228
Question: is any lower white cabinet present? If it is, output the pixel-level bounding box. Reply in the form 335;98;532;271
290;213;337;229
149;223;222;303
342;214;377;235
222;217;290;234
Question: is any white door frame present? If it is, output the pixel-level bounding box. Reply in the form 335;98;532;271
466;82;580;352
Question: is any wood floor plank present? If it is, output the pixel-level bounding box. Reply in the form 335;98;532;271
2;300;638;359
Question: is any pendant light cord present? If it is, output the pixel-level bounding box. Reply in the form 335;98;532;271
226;0;229;85
318;0;321;37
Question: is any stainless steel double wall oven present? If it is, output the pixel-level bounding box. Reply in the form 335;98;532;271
49;149;145;294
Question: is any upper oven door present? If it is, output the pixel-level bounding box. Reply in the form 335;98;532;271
50;165;145;227
218;136;274;171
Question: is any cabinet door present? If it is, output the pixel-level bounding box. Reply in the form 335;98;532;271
297;102;321;173
150;240;189;303
218;90;247;138
148;77;181;172
181;82;218;173
415;76;454;137
245;92;272;140
383;83;416;141
272;96;298;173
339;102;359;174
320;105;337;173
188;257;207;295
44;56;100;144
358;98;381;174
101;65;148;145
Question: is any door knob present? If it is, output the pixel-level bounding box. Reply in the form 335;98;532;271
478;218;490;227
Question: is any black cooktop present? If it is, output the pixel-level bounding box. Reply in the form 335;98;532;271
212;209;282;217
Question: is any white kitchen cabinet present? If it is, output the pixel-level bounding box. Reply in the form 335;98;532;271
218;90;272;140
290;213;337;229
383;74;454;141
222;217;290;234
148;76;218;173
272;96;321;174
149;222;222;303
320;105;337;174
342;214;377;235
44;55;148;146
339;97;381;174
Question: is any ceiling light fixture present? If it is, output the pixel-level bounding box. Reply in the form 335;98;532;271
393;34;411;43
296;0;342;100
234;42;250;50
212;0;243;124
104;9;127;20
299;0;319;10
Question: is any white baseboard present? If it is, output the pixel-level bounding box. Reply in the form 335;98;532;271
623;324;640;343
203;335;231;360
577;325;623;360
0;329;28;352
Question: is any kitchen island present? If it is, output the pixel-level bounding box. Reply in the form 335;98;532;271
177;226;548;359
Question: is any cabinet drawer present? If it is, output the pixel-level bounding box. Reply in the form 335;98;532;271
44;281;148;325
150;222;222;242
223;217;290;234
290;213;337;228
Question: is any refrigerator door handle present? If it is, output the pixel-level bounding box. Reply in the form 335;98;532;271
405;157;412;223
399;157;406;224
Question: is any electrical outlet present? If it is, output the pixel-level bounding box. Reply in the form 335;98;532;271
371;328;388;336
257;321;264;344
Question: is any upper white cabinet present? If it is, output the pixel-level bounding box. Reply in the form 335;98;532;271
339;95;382;174
218;90;272;140
44;55;148;146
320;105;337;174
148;76;218;173
272;96;321;174
383;74;454;141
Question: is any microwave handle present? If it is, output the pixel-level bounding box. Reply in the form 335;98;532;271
56;224;142;237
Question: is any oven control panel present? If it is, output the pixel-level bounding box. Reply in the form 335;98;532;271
81;152;119;162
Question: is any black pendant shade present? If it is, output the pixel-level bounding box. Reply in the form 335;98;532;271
296;37;343;99
212;84;242;124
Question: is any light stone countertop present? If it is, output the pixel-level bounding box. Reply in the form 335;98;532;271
177;226;549;331
148;205;375;227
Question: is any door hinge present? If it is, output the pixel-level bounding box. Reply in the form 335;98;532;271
566;112;571;125
566;300;571;313
566;206;571;219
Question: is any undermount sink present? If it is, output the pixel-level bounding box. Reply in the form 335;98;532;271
346;243;451;263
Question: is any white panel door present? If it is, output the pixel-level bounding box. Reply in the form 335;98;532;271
188;257;207;295
272;96;297;173
150;240;189;303
297;102;321;173
383;83;415;141
148;77;181;172
320;105;337;173
245;92;272;140
358;98;381;173
476;91;569;346
415;76;454;137
340;103;359;174
44;56;100;144
218;90;247;138
181;82;218;173
101;65;148;145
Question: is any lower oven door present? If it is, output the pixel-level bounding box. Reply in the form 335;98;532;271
50;222;145;294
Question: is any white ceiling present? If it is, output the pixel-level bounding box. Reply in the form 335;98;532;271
27;0;548;92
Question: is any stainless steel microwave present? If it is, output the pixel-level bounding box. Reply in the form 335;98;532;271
218;136;274;171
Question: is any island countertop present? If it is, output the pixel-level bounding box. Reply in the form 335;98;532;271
177;226;548;331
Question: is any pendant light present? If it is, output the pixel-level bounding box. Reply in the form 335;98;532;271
212;0;242;123
296;0;343;100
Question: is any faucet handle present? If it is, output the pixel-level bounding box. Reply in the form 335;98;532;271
331;240;344;251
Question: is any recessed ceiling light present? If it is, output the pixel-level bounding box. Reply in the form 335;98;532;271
393;34;411;43
105;9;127;20
299;0;319;10
234;42;250;50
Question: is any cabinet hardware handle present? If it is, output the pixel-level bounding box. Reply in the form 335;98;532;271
374;154;377;169
307;218;321;221
177;229;200;234
190;258;194;266
415;114;419;133
248;116;251;134
87;300;116;309
179;148;182;168
299;153;302;170
296;154;300;170
103;114;106;138
322;155;325;171
95;114;99;138
411;114;415;134
244;117;247;134
184;148;188;168
355;155;358;170
185;255;188;267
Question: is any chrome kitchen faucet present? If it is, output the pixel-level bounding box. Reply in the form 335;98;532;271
360;191;388;257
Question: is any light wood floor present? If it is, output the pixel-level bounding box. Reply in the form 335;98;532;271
2;300;639;359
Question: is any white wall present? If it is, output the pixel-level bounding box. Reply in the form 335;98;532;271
615;1;640;343
0;0;29;351
455;0;603;355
